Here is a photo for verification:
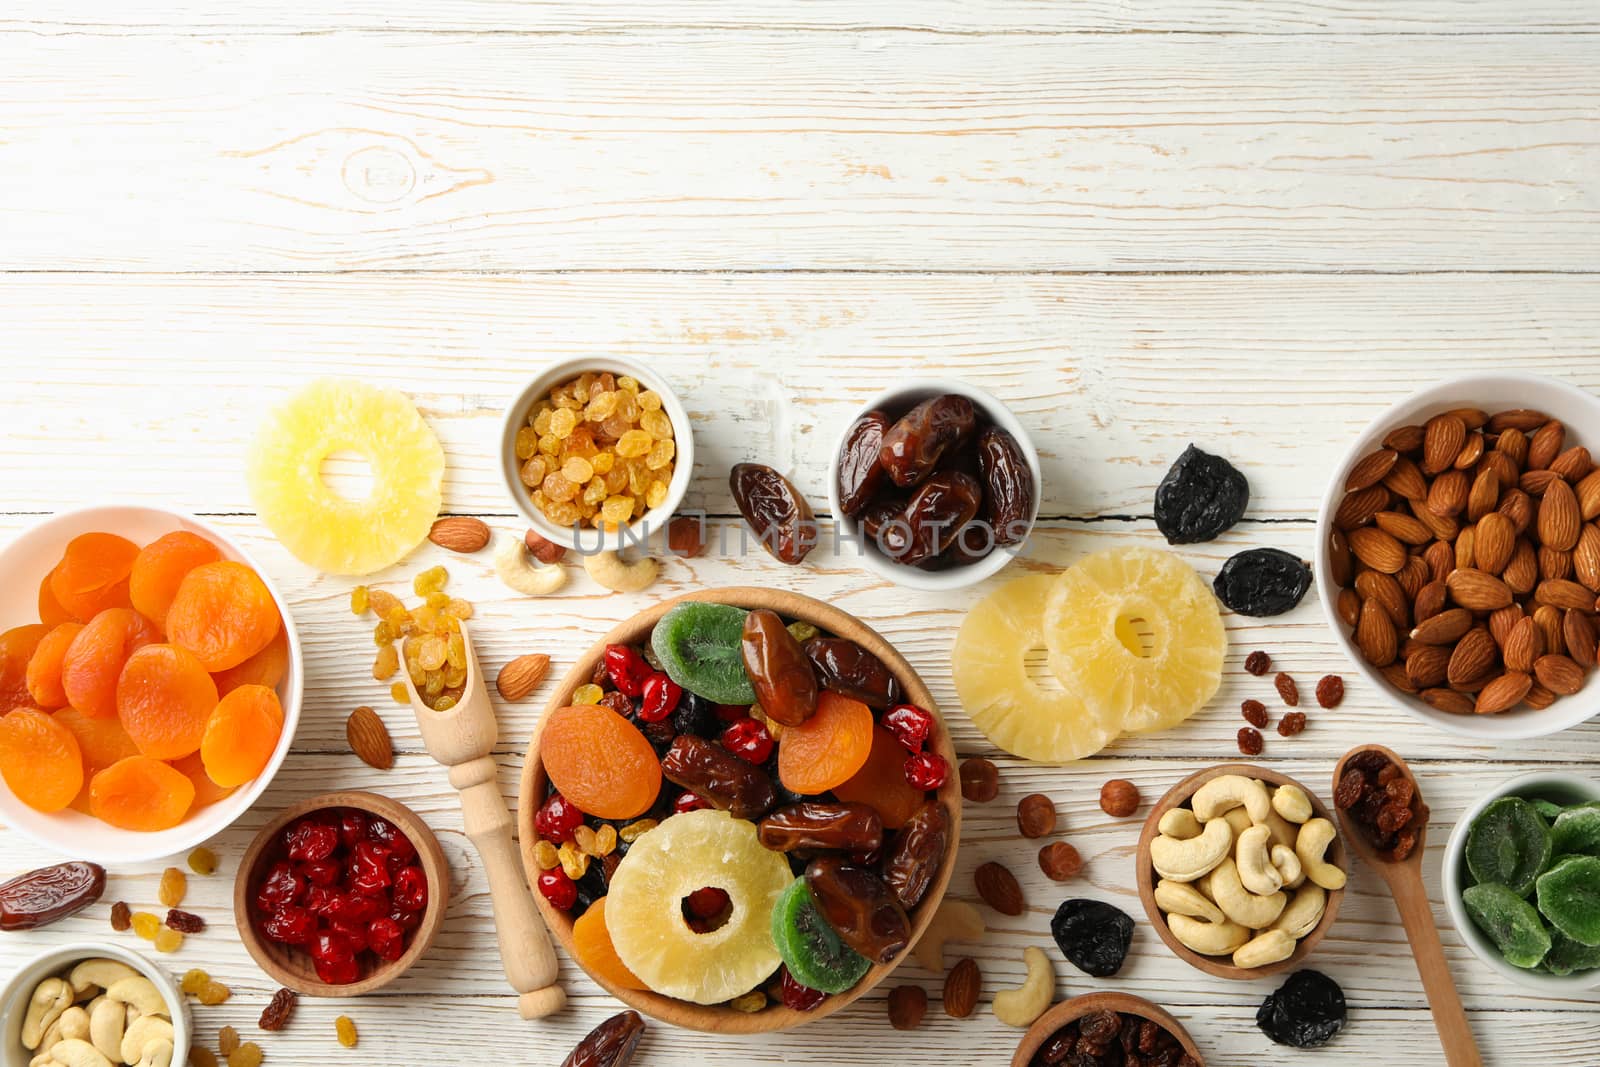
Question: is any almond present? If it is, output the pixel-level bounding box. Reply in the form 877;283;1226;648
1475;671;1532;714
1540;546;1572;582
1398;556;1430;600
1481;450;1519;491
1382;457;1428;501
1497;488;1534;535
1383;424;1427;452
1520;469;1562;496
1381;661;1419;693
1576;524;1600;592
1405;645;1452;688
1455;526;1476;570
1453;433;1486;470
1549;445;1593;484
428;516;492;553
974;861;1024;916
1488;604;1525;649
1334;485;1391;531
1447;628;1499;685
1356;571;1410;628
1412;504;1460;543
1528;419;1566;471
1423;540;1455;584
1348;526;1407;574
1446;568;1513;613
943;958;980;1019
1524;682;1558;709
1374;510;1432;546
1489;409;1549;434
346;706;394;771
1538;478;1582;551
1336;586;1361;628
1465;467;1501;522
1564;610;1598;669
1536;578;1594;612
1504;539;1539;595
1423;414;1467;475
1534;604;1566;658
1534;653;1585;696
1327;528;1353;586
495;652;551;701
1495;426;1530;466
1503;616;1543;673
1426;470;1469;518
1411;607;1473;646
1447;407;1490;430
1472;513;1515;576
1413;580;1447;625
1346;448;1399;492
1356;598;1398;667
1577;470;1600;521
1420;687;1476;715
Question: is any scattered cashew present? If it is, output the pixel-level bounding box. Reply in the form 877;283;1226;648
1271;844;1305;890
1271;884;1328;940
68;961;138;1000
1294;818;1348;891
133;1038;174;1067
1233;929;1297;970
89;996;126;1062
120;1015;173;1066
493;534;568;595
1157;808;1202;840
1264;808;1300;852
1192;774;1272;824
992;947;1055;1028
913;898;987;972
1272;784;1314;824
1235;825;1285;896
1168;913;1251;956
583;548;658;593
1154;879;1224;925
105;977;167;1020
1150;817;1233;882
22;978;72;1050
44;1040;112;1067
1202;857;1287;930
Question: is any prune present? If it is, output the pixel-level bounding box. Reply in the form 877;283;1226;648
803;636;900;709
1050;898;1134;977
1256;970;1347;1048
882;801;950;910
837;410;890;518
741;609;818;727
804;856;912;964
758;802;883;854
562;1010;645;1067
729;462;818;564
879;394;976;488
660;735;777;819
0;861;105;930
1213;548;1312;617
671;691;717;738
1154;443;1250;544
977;426;1035;546
879;472;983;566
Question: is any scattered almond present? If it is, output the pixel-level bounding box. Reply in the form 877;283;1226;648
943;959;980;1019
346;707;394;771
973;861;1025;916
496;653;551;701
428;516;492;553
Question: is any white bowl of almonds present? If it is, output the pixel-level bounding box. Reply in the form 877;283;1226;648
1315;372;1600;739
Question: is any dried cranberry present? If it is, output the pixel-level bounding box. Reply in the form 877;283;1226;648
882;704;934;753
368;917;405;961
535;793;585;844
325;891;382;925
349;841;393;895
685;887;730;920
604;645;651;698
721;718;775;764
328;917;370;954
903;751;949;791
255;861;303;912
310;931;359;985
367;818;417;864
537;868;577;911
337;809;368;847
389;906;423;933
674;791;711;814
262;905;314;945
780;967;827;1011
392;866;428;913
639;673;682;723
304;884;338;916
301;859;340;888
284;820;338;863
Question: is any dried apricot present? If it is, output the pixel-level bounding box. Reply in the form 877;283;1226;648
129;531;223;628
0;707;83;812
53;706;140;812
832;725;926;829
24;622;83;708
0;623;48;716
170;751;235;809
90;755;195;831
778;690;874;795
211;628;290;696
37;568;73;628
166;561;282;671
540;704;662;820
200;684;284;788
61;609;161;719
117;644;219;759
50;532;139;621
571;895;648;990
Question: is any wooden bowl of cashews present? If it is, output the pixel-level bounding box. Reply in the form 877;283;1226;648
1136;764;1347;981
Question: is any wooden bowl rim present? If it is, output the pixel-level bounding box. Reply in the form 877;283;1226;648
232;790;450;997
1011;991;1206;1066
1135;763;1346;982
515;586;963;1034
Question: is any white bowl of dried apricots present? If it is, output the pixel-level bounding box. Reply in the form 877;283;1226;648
0;505;302;863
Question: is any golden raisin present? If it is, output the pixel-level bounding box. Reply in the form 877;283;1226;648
154;927;183;953
198;980;232;1006
390;682;409;705
219;1026;240;1056
573;825;599;856
188;847;218;876
350;586;369;615
729;991;767;1013
335;1016;358;1049
181;968;211;995
558;842;589;880
593;824;618;857
372;644;398;680
159;866;188;907
228;1042;263;1067
413;566;447;596
131;911;161;940
572;683;604;705
532;840;560;870
191;1049;220;1067
618;819;656;843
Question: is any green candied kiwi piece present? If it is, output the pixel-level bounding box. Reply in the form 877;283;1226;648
1465;797;1552;898
770;878;870;995
1550;803;1600;858
1531;799;1564;823
650;602;757;705
1463;883;1552;969
1536;855;1600;948
1543;930;1600;976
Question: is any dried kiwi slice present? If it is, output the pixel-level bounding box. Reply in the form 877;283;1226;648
770;878;870;995
1463;883;1552;969
1532;798;1564;823
1465;797;1551;898
649;602;756;705
1543;930;1600;976
1550;804;1600;858
1536;856;1600;948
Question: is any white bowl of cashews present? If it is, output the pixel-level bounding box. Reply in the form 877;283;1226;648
1136;764;1348;980
2;942;189;1067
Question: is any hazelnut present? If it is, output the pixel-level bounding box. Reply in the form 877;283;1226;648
524;529;567;565
666;515;707;558
1016;793;1057;839
1099;779;1140;818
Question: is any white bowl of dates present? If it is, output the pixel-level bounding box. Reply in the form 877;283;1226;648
501;356;693;552
1442;770;1600;992
516;587;961;1033
2;941;190;1067
827;379;1040;590
1315;372;1600;739
1012;992;1205;1067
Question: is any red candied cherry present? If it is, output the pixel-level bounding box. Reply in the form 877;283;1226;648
721;717;774;764
638;673;682;723
254;860;303;913
349;841;394;894
304;884;338;916
310;931;360;985
537;868;578;911
328;917;370;954
283;818;338;863
714;703;748;724
389;906;423;933
534;792;585;845
780;967;827;1012
882;704;935;753
674;791;711;814
261;905;314;945
300;859;341;888
685;886;730;920
903;751;949;791
336;808;368;847
326;890;383;925
368;916;406;962
367;817;418;864
392;866;428;913
603;644;652;698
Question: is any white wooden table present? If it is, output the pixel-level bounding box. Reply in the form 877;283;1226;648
3;4;1599;1063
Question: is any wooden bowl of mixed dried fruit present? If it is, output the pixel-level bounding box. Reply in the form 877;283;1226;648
516;587;960;1033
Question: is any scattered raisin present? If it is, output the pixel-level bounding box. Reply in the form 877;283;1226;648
959;757;999;803
228;1042;264;1067
1277;712;1307;737
153;927;183;953
1241;699;1269;728
1275;672;1300;707
1389;828;1419;861
219;1025;240;1056
166;908;205;933
110;900;131;931
259;987;297;1031
1016;794;1057;838
190;1049;219;1067
1315;674;1345;709
1038;841;1083;882
1237;727;1264;755
1334;768;1367;810
1244;650;1272;676
158;866;187;908
188;847;218;876
335;1015;359;1048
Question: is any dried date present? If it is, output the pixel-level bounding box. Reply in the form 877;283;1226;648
803;637;900;709
881;801;950;910
741;609;818;727
660;735;777;820
879;394;976;488
878;471;982;566
1213;548;1312;617
805;856;911;964
977;425;1035;546
0;861;105;930
1154;443;1250;544
729;462;818;564
562;1010;646;1067
836;410;890;518
758;802;883;855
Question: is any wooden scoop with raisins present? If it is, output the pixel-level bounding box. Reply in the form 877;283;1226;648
1332;745;1480;1067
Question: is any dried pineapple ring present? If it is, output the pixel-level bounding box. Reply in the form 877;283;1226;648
953;574;1121;762
247;380;444;575
1042;547;1225;734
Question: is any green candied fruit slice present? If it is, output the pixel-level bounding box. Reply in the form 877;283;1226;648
1531;799;1564;823
1463;883;1552;969
1550;803;1600;858
1543;930;1600;976
1536;856;1600;948
1465;797;1552;898
770;878;870;995
650;602;757;705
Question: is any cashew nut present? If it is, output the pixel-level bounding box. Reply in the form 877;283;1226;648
43;1040;112;1067
1264;808;1300;852
134;1038;174;1067
1272;783;1314;824
1294;818;1348;891
583;548;658;593
46;1006;91;1053
1202;857;1287;930
105;977;167;1020
992;946;1055;1028
1236;825;1285;896
1154;879;1224;924
912;898;986;972
1271;844;1305;890
1192;774;1272;824
1168;913;1250;956
493;535;568;595
1149;817;1232;882
22;978;72;1050
120;1015;173;1066
1221;805;1254;841
89;996;125;1062
68;960;138;999
1233;929;1297;970
1270;883;1328;940
1157;808;1202;840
